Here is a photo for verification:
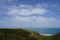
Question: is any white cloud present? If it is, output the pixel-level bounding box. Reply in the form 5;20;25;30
0;4;60;28
8;4;48;15
30;16;56;27
5;15;58;28
13;16;31;22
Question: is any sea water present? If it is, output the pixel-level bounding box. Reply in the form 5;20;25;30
28;28;60;36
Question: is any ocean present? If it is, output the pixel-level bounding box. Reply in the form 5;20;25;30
28;28;60;36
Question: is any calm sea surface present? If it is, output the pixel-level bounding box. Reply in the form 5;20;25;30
28;28;60;34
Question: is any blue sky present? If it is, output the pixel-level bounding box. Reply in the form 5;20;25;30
0;0;60;28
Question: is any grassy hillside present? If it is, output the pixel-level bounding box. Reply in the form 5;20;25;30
0;28;60;40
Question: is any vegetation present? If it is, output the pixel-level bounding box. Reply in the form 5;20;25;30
0;28;60;40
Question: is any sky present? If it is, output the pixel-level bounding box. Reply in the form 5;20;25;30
0;0;60;28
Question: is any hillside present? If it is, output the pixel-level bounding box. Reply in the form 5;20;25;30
0;28;60;40
51;32;60;40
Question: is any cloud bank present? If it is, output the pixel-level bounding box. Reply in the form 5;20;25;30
0;4;60;28
8;4;48;15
